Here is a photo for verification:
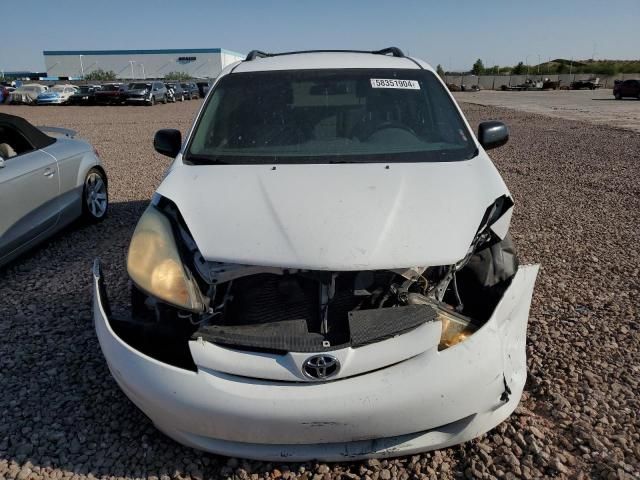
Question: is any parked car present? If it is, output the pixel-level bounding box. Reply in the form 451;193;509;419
94;83;128;105
36;85;78;105
195;80;212;97
613;79;640;100
164;82;186;102
180;82;199;100
93;47;539;461
126;81;168;105
68;84;102;105
0;113;108;267
1;85;16;103
9;84;48;105
570;77;602;90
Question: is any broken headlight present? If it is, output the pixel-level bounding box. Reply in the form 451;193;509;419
127;205;206;312
436;307;477;350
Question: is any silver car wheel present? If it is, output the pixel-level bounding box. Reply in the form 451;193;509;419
85;171;108;218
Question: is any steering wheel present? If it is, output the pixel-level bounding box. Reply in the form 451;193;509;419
360;121;417;140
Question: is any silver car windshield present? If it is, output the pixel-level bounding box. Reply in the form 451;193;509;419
186;69;476;164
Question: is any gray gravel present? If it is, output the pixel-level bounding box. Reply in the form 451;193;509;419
0;101;638;480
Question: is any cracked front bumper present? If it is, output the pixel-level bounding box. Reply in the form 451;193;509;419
92;261;538;461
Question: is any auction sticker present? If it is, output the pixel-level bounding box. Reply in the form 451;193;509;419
370;78;420;89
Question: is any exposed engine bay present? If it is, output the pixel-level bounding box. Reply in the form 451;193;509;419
114;195;518;370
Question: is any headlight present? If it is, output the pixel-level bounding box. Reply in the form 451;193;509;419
437;307;477;350
127;206;205;312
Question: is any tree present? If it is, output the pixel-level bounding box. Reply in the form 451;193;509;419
164;71;192;81
436;64;445;78
471;58;485;75
84;69;117;81
512;61;525;75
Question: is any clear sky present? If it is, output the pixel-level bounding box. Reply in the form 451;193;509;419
1;0;638;72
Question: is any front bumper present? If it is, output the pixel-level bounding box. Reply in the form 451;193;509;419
126;96;150;103
37;98;64;105
93;261;538;461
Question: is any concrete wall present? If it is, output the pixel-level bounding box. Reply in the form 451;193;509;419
43;49;244;79
443;73;640;89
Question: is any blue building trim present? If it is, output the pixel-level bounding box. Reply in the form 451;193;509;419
43;48;244;57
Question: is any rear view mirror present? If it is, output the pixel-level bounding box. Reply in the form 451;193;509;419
478;121;509;150
154;129;182;158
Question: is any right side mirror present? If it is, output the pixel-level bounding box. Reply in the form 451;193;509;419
478;121;509;150
154;129;182;158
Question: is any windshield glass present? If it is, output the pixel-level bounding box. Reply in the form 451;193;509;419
79;86;92;93
186;69;476;164
101;84;120;91
51;86;66;92
130;83;151;90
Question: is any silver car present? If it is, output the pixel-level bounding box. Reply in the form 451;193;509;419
0;113;108;267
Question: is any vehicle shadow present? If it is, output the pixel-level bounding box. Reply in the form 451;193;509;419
591;98;640;101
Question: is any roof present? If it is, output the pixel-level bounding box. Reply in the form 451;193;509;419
43;48;245;57
232;51;433;73
0;113;56;150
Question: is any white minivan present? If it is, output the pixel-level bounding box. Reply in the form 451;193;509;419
93;47;538;461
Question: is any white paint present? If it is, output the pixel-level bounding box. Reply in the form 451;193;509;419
93;263;539;460
157;155;509;270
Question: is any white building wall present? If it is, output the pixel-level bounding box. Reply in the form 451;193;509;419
43;49;244;79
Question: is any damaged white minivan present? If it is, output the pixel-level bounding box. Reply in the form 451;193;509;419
93;47;539;461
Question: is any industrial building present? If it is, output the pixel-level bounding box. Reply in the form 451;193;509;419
43;48;244;79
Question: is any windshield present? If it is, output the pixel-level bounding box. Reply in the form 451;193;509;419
79;86;92;93
130;83;151;90
101;84;121;91
51;86;66;92
186;69;476;164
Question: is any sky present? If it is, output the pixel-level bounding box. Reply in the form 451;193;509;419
1;0;639;72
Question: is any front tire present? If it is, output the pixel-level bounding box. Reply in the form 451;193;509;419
82;168;108;222
162;95;168;104
615;93;622;100
180;94;184;102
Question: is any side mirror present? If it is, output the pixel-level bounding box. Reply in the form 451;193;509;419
478;121;509;150
154;129;182;158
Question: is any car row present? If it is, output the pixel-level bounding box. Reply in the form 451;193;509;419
2;81;205;106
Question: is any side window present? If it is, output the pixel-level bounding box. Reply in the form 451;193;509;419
0;125;35;159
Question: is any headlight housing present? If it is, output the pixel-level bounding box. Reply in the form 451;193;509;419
127;205;205;312
436;306;477;350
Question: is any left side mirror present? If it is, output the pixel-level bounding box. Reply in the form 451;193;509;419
154;129;182;158
478;121;509;150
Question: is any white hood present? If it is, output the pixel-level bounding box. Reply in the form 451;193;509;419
156;154;510;270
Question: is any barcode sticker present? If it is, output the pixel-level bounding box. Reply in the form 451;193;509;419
370;79;420;89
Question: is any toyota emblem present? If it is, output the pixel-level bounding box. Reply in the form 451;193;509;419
302;354;340;380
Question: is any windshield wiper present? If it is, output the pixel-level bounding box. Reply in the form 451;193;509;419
183;154;229;165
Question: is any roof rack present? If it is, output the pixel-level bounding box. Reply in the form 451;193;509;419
244;47;405;62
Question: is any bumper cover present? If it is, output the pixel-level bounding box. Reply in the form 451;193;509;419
93;261;538;461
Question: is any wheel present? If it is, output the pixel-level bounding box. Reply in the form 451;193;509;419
180;94;184;102
82;168;108;222
162;95;168;104
615;93;622;100
149;96;155;106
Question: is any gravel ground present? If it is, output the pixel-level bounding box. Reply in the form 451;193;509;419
0;101;638;480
